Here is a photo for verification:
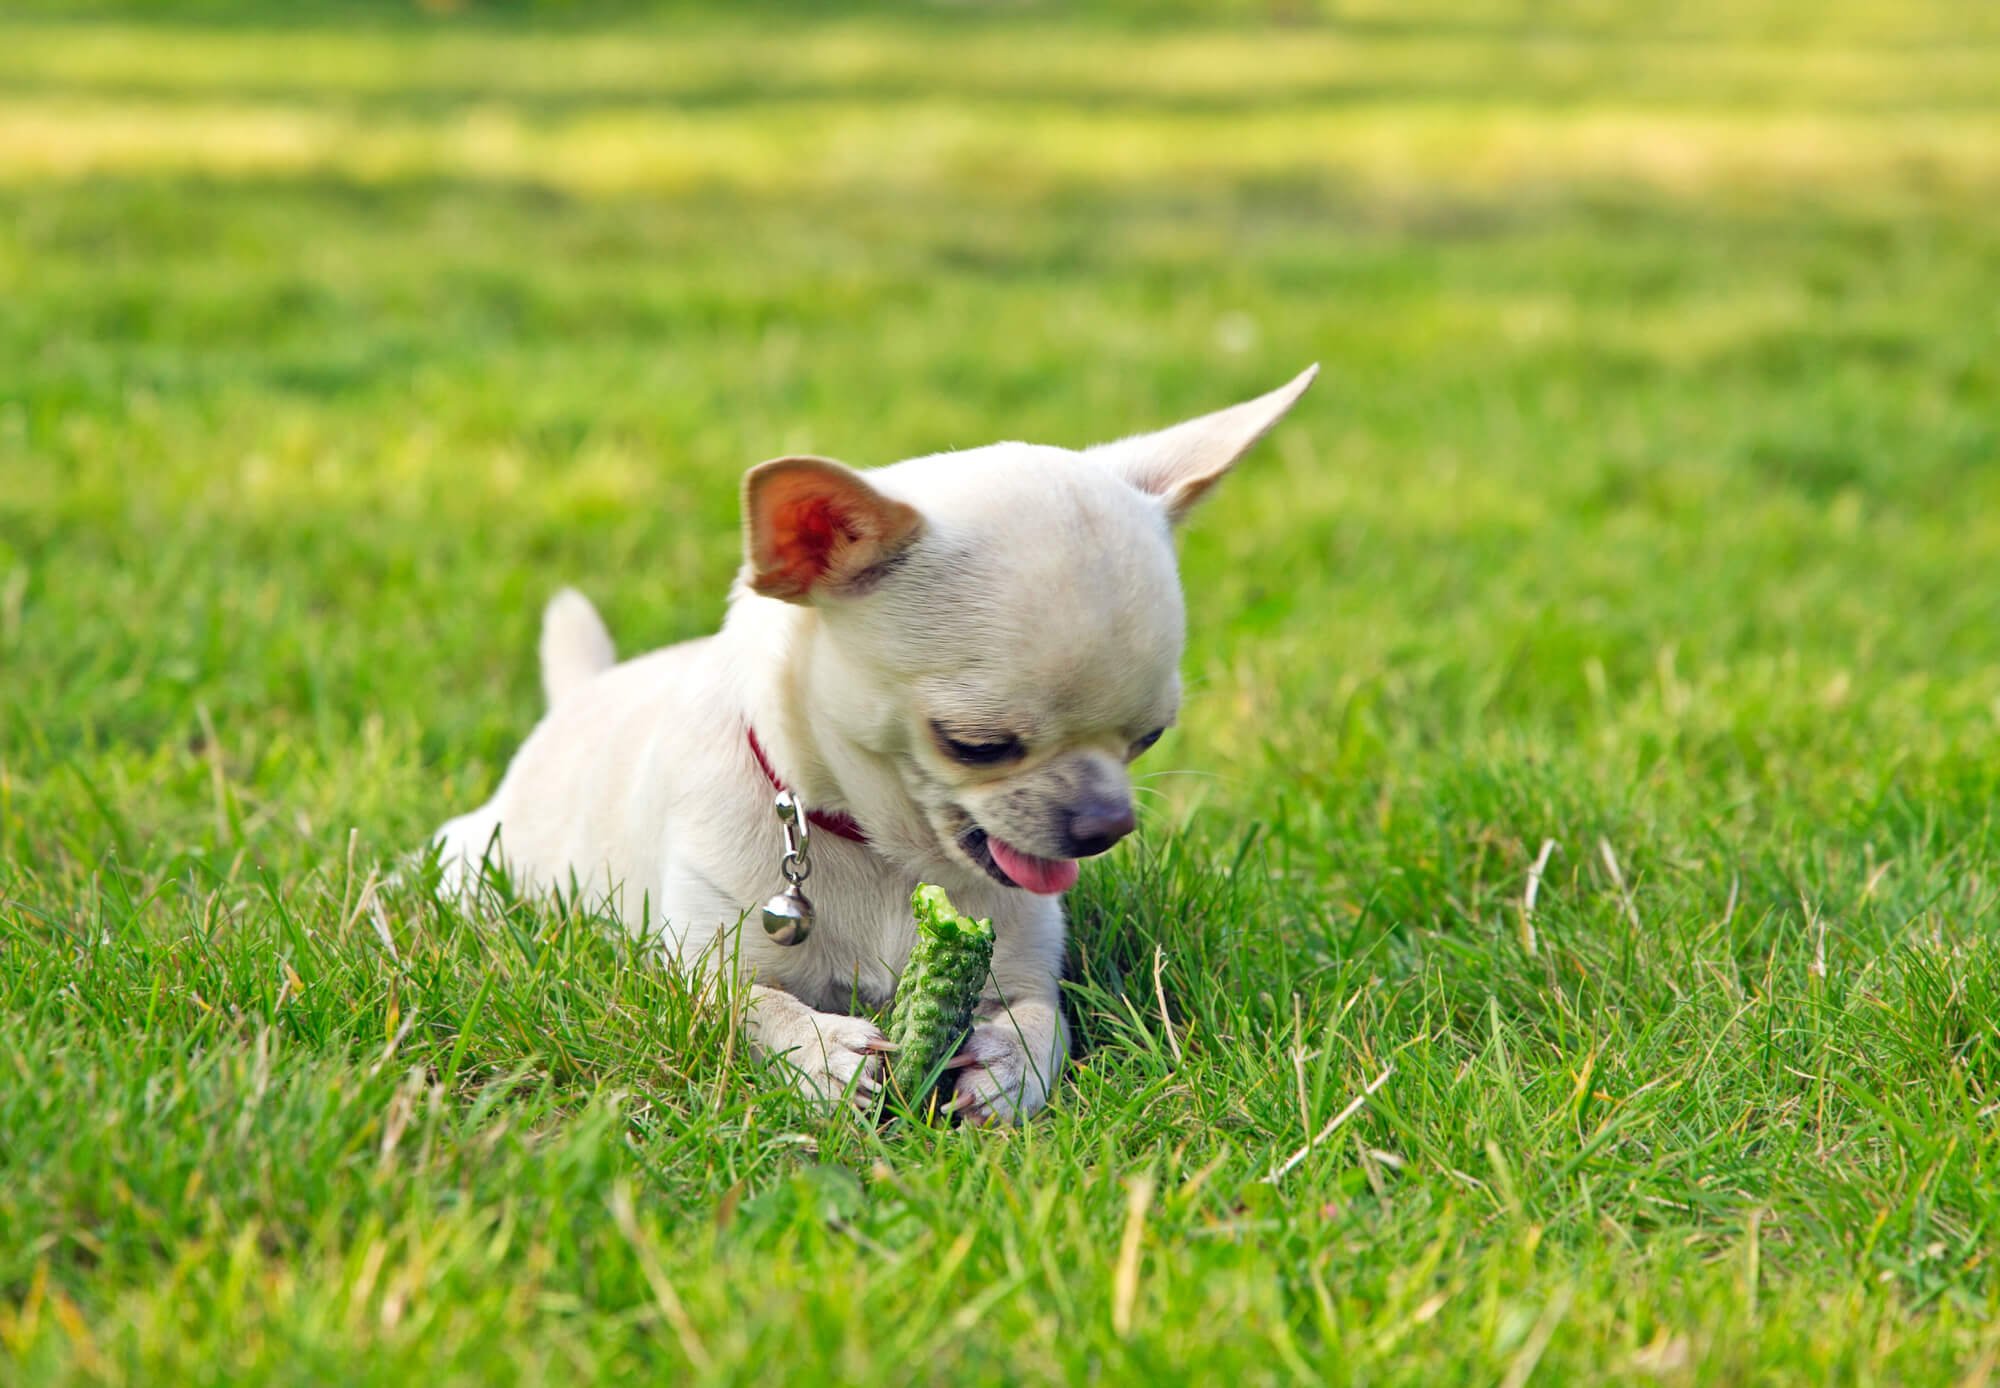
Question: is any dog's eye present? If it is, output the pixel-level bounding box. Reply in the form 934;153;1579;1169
933;724;1025;767
1129;727;1166;760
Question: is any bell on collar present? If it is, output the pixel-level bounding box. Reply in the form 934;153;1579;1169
761;790;814;946
761;882;813;947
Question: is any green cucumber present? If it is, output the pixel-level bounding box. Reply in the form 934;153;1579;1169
886;884;995;1106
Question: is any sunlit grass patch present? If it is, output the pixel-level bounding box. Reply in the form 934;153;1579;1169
4;93;1999;206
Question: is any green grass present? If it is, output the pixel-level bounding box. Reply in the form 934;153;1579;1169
4;2;2000;1381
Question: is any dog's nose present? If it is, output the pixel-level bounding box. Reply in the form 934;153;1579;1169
1061;797;1137;858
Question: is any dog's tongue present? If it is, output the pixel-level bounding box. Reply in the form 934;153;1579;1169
988;837;1080;895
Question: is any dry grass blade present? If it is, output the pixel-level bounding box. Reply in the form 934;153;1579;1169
1153;945;1183;1064
1268;1066;1394;1184
1520;838;1559;955
1112;1171;1156;1340
610;1180;713;1373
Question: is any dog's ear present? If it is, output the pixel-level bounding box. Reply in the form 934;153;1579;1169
1089;365;1317;524
743;456;923;602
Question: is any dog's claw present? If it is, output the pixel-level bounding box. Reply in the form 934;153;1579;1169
849;1037;899;1054
955;1098;997;1128
941;1052;982;1071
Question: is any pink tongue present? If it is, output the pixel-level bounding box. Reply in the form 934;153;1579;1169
988;837;1080;895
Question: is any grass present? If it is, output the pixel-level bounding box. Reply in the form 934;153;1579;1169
3;1;2000;1381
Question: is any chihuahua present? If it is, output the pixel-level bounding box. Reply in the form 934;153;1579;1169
431;366;1316;1123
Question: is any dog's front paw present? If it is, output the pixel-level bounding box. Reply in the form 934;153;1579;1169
949;1021;1054;1127
771;1009;891;1114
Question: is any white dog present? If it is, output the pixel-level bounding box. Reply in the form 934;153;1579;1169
432;366;1316;1123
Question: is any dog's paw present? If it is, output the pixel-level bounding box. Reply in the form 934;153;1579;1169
948;1021;1053;1127
773;1010;891;1115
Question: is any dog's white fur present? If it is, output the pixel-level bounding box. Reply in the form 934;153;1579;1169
431;366;1316;1123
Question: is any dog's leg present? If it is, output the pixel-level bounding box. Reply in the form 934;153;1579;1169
744;983;891;1113
950;988;1068;1127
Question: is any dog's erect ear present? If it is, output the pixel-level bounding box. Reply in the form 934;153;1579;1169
1089;365;1318;524
743;456;923;603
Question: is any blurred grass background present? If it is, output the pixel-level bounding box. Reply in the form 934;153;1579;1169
3;1;2000;1381
6;0;1996;851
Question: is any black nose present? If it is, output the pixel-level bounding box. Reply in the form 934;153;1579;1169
1061;797;1137;858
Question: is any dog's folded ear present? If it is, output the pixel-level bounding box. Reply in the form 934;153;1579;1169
743;456;924;602
1089;364;1318;524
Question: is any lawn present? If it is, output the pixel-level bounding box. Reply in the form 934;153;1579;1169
4;1;2000;1381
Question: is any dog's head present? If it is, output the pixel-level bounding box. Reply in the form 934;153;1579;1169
740;366;1316;895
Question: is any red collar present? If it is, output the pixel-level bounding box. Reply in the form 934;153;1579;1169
746;727;870;844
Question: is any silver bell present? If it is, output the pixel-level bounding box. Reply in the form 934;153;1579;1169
761;884;813;947
760;791;814;946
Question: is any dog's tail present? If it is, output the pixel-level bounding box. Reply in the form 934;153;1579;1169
539;588;616;707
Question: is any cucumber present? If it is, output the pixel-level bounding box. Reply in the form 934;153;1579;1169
886;884;995;1107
